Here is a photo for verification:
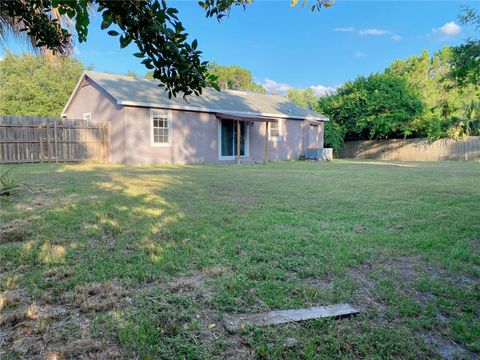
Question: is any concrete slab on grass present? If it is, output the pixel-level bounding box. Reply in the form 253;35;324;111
223;303;359;333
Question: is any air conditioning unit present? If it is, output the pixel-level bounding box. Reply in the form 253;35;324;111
305;148;333;161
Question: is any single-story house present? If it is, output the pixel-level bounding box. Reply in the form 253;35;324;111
62;71;329;165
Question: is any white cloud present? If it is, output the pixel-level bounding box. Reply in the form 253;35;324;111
262;78;292;95
359;28;390;36
354;50;366;57
334;27;355;32
310;85;337;97
428;21;461;41
390;34;402;41
432;21;461;36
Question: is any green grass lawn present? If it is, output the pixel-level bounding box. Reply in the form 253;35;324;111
1;160;479;359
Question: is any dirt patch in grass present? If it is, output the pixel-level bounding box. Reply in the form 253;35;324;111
70;280;129;313
0;281;128;359
0;302;68;328
420;332;477;360
0;227;31;244
306;277;334;289
0;288;28;311
1;302;67;358
470;236;480;254
46;339;125;360
348;255;479;359
44;267;74;281
350;255;477;306
168;272;206;294
167;266;232;300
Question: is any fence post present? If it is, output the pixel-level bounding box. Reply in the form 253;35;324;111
54;121;59;163
38;124;44;163
46;122;52;162
103;122;109;163
68;127;72;161
465;137;468;161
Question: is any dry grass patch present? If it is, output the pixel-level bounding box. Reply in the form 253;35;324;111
0;288;28;311
0;226;31;244
71;280;129;313
44;267;75;281
46;339;125;360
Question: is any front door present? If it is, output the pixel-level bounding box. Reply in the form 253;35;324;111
219;120;248;158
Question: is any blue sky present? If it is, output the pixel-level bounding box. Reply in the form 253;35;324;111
2;1;477;95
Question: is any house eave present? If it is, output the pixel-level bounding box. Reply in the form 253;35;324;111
119;100;328;122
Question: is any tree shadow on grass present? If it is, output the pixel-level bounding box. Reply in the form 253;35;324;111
1;162;479;359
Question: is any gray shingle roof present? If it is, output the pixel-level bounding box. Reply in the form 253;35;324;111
77;71;328;121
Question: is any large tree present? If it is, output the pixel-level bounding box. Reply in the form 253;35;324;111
317;73;424;140
207;63;265;92
0;52;85;116
0;0;332;98
449;6;480;87
386;47;480;139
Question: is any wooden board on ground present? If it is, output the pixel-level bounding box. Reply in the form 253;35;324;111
223;303;359;333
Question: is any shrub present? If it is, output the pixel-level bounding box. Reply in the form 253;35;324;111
0;168;20;196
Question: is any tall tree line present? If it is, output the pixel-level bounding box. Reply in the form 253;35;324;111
0;52;85;117
289;47;480;152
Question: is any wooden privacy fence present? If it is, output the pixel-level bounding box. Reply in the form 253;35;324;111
338;136;480;161
0;116;109;164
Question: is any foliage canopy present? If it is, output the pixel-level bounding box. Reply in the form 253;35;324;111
206;63;265;92
0;52;85;117
318;73;424;141
448;6;480;87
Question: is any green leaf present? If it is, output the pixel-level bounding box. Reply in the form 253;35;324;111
119;35;133;48
107;30;120;36
101;16;113;30
133;52;144;58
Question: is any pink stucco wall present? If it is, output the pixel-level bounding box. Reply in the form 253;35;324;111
63;79;126;163
63;79;325;165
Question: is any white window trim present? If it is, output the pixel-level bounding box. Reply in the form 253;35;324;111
269;120;282;141
217;119;250;160
150;109;172;147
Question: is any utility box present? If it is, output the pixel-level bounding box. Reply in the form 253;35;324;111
306;148;333;161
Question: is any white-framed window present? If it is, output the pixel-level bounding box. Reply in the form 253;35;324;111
150;109;172;147
269;120;281;141
83;112;91;122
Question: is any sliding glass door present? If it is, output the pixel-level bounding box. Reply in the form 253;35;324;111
220;120;247;158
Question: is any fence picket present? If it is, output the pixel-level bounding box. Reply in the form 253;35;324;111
0;116;108;164
339;137;480;161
